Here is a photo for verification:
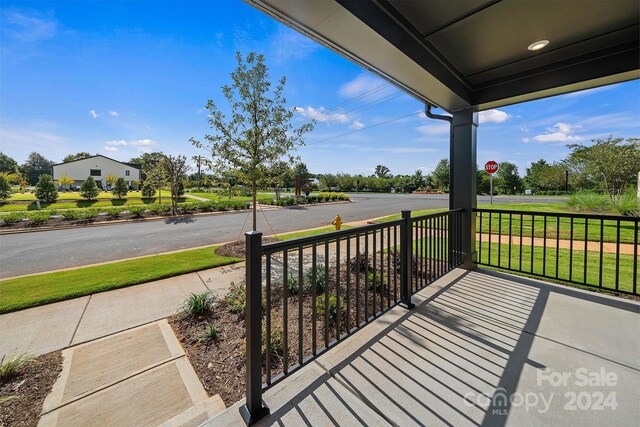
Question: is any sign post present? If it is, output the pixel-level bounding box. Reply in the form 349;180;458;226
484;161;499;205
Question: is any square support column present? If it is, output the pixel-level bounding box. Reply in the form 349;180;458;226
450;108;478;269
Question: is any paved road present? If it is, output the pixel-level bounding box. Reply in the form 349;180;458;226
0;194;565;278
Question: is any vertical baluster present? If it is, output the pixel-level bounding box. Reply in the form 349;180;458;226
387;226;391;307
599;220;604;289
355;234;361;326
583;219;588;285
282;250;289;374
615;220;620;291
336;237;341;340
519;213;523;271
311;244;317;355
633;220;638;295
364;231;369;321
265;254;271;385
478;211;483;263
324;243;329;347
346;236;351;332
530;214;535;274
569;217;574;282
393;225;398;303
372;229;377;315
508;213;513;269
488;212;492;266
556;217;560;279
298;246;303;364
543;215;547;276
498;212;502;267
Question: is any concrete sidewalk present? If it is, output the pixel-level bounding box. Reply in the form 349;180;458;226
0;262;245;357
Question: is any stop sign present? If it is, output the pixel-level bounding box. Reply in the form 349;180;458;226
485;161;499;174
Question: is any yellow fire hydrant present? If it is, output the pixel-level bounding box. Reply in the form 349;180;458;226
332;214;343;230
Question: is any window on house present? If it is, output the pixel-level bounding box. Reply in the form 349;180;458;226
125;170;130;176
90;169;101;176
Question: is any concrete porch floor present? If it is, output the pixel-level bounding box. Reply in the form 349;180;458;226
206;268;640;426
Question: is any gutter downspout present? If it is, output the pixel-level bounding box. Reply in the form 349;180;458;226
424;103;454;210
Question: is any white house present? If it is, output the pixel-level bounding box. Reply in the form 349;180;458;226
52;155;141;189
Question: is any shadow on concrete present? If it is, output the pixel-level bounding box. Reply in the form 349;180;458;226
245;269;639;427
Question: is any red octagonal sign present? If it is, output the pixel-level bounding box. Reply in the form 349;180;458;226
485;161;499;174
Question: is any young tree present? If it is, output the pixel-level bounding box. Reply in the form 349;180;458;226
62;152;92;163
105;174;118;188
496;162;523;195
35;174;58;202
407;169;426;193
58;174;74;190
80;176;100;200
160;155;189;215
432;159;450;191
566;137;640;202
192;52;314;231
374;165;392;179
22;152;53;185
0;152;19;173
112;177;129;199
129;152;166;181
141;182;156;199
0;175;12;200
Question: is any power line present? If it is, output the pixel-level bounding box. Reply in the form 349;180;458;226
302;82;390;122
306;111;417;146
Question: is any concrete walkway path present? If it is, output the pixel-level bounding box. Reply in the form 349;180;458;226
0;262;245;357
39;320;225;427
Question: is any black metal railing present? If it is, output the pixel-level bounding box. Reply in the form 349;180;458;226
475;208;639;296
240;209;464;424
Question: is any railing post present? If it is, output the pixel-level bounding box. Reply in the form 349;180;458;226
240;231;269;425
400;210;415;309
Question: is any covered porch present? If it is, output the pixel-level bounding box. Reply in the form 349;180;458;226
206;267;639;426
219;0;639;425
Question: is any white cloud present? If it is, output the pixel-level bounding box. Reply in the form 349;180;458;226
479;109;511;124
103;146;119;152
533;122;582;143
270;27;318;63
416;123;450;135
294;106;348;123
105;139;127;146
3;9;58;42
89;109;98;119
109;111;118;117
339;73;385;97
350;120;364;130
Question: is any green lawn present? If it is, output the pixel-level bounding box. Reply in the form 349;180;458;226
0;246;241;313
476;240;637;294
374;203;637;244
475;203;637;244
408;236;637;295
8;190;173;201
186;192;277;202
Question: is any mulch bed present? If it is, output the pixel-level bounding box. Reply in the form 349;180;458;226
0;351;63;427
169;250;445;408
216;237;277;259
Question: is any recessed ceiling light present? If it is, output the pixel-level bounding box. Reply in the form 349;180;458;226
528;40;549;51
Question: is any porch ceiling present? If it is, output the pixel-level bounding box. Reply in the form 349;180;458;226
245;0;639;112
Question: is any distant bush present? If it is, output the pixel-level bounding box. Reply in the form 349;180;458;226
567;191;610;213
105;207;122;218
1;212;26;225
128;205;147;218
27;210;51;225
141;183;156;199
613;188;639;217
80;177;100;200
81;208;99;220
61;210;80;220
35;175;58;203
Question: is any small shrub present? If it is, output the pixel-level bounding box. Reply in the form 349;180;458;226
201;323;219;343
81;208;99;220
80;177;100;200
286;272;300;295
316;294;346;326
262;321;284;361
612;189;639;217
366;272;387;290
27;210;51;225
349;253;372;273
0;352;34;381
225;281;247;314
304;264;326;294
112;177;129;199
105;207;121;218
61;210;80;220
0;176;11;200
128;205;147;218
180;291;216;317
567;191;610;213
306;195;318;203
141;182;156;199
1;212;25;225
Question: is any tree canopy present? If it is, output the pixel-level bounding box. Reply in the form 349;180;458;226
192;52;314;230
23;152;53;185
62;152;92;163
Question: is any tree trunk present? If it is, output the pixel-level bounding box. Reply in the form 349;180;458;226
252;183;257;231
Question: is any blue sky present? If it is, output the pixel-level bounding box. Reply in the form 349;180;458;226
1;0;638;177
